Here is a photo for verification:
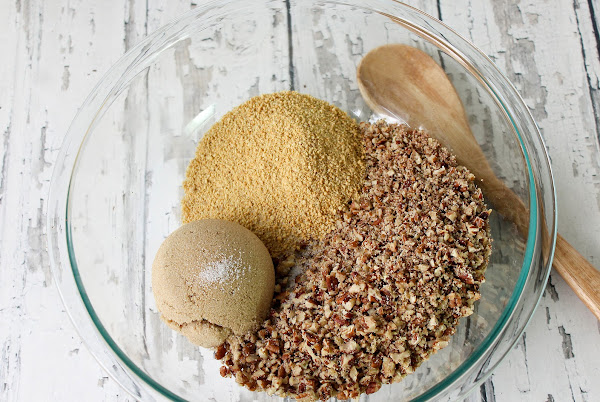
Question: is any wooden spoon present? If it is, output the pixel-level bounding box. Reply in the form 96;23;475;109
357;44;600;320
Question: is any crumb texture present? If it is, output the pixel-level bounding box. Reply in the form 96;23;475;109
218;122;492;400
182;91;365;259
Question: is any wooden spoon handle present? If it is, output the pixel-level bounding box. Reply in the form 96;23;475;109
478;173;529;236
553;234;600;320
485;164;600;321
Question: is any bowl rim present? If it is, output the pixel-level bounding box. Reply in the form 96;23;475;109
46;1;557;401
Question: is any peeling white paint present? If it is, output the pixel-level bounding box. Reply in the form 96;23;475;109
1;0;599;401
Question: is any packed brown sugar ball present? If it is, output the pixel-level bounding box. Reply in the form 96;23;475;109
182;91;365;259
152;219;275;348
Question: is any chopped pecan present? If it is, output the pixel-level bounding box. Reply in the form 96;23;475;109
265;339;281;353
215;344;227;360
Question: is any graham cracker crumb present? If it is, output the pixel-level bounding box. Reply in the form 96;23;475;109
182;91;365;259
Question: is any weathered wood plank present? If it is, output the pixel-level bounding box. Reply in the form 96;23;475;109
2;0;600;401
0;0;140;400
576;0;600;145
438;1;600;401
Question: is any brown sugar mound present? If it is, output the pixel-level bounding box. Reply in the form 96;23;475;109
152;219;274;348
182;91;365;259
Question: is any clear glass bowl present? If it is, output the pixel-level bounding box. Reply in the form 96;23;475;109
47;1;556;401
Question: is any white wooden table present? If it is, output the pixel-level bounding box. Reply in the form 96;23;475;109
1;0;599;401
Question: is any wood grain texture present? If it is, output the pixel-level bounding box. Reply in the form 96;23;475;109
0;0;599;402
0;0;139;400
437;1;600;401
554;234;600;319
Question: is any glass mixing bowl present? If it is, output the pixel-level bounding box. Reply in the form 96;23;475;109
47;1;556;400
